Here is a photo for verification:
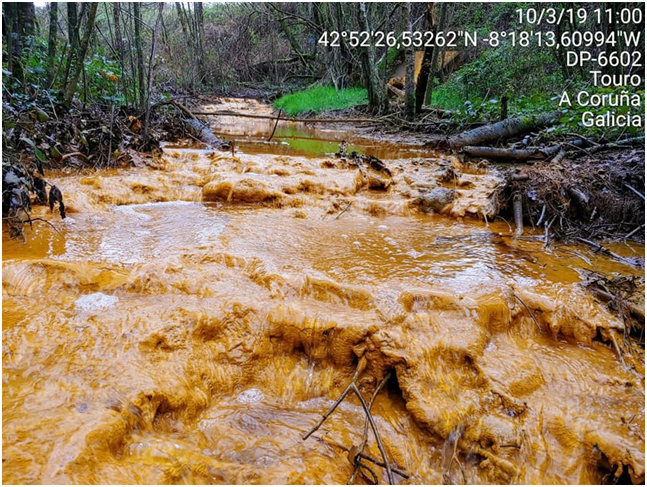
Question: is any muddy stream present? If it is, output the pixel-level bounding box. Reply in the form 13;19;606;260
2;99;645;484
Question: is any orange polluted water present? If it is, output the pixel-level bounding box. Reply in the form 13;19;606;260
2;100;645;485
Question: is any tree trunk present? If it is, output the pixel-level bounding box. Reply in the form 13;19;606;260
415;3;434;112
357;3;387;114
134;2;145;110
4;3;16;80
175;2;189;39
403;3;416;120
461;145;562;161
113;3;122;61
63;2;98;105
61;2;79;92
143;3;165;148
425;2;447;105
194;2;205;82
47;2;58;84
18;3;35;36
448;112;559;148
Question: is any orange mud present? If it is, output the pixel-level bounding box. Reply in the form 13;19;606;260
2;99;645;484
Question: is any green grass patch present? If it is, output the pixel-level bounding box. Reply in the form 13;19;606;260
273;86;368;117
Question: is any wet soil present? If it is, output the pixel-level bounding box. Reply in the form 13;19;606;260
2;98;645;484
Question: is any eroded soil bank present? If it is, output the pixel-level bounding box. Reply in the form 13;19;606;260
2;99;645;484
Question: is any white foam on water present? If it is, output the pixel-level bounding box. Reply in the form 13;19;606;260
75;292;119;310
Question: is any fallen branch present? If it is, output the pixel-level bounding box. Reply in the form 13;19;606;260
462;145;561;161
448;112;559;148
303;356;396;485
576;237;641;268
334;202;352;220
267;109;282;142
190;110;385;124
513;292;542;332
61;151;89;161
170;100;229;150
624;183;645;201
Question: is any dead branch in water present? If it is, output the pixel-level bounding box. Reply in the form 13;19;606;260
267;109;282;142
348;371;410;484
513;292;542;333
576;237;641;268
334;202;352;220
303;356;398;485
190;110;387;124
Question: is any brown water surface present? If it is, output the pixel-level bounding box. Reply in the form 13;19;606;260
2;99;645;484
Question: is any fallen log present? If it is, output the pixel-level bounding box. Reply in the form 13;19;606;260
183;118;230;150
461;145;561;160
189;110;384;124
448;112;559;148
169;100;229;150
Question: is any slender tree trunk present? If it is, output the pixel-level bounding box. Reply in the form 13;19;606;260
4;3;16;80
113;3;123;61
425;2;447;105
133;2;145;110
62;2;79;92
143;3;164;148
415;3;434;112
64;2;98;105
175;2;189;39
357;2;387;113
403;3;416;120
194;2;205;82
47;2;58;84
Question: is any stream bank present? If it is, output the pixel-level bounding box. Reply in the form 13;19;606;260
2;97;645;485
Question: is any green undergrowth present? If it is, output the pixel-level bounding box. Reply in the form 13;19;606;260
273;86;368;117
427;41;644;139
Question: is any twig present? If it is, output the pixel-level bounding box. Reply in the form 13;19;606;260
564;132;600;147
576;237;638;267
268;109;282;142
61;152;88;161
536;204;546;227
494;216;512;233
624;224;645;240
349;372;392;484
17;217;63;236
624;183;645;201
303;356;367;441
335;202;352;220
358;453;409;479
303;356;395;485
513;291;542;332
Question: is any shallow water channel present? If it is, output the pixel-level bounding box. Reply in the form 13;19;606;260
2;99;644;484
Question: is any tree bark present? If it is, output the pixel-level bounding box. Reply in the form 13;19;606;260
18;3;35;36
64;2;98;105
415;3;434;112
424;2;447;105
47;2;58;84
143;3;165;148
113;3;123;61
134;2;146;110
4;3;17;80
357;2;387;114
403;3;416;120
175;2;190;39
448;112;559;148
61;2;79;92
194;2;205;81
461;145;561;161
